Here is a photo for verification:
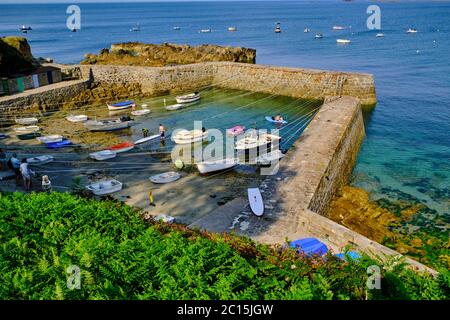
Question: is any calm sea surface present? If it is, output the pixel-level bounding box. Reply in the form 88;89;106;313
1;1;449;224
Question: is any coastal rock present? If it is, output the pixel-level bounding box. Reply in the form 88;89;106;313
0;36;36;77
81;42;256;67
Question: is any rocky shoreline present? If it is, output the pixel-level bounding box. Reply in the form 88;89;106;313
82;42;256;67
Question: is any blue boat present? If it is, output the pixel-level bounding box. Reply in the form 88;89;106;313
335;251;361;261
289;238;328;256
265;116;288;124
107;100;136;111
46;139;72;149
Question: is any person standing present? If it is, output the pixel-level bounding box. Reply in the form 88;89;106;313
20;158;34;191
159;124;165;140
0;148;6;170
9;153;21;185
142;128;149;138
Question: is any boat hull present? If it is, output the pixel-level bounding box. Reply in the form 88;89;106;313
86;180;123;195
197;159;237;174
89;150;117;161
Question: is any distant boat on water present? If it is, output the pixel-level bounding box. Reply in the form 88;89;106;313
130;23;140;32
200;29;211;33
304;28;310;33
228;26;237;32
173;26;181;30
336;39;351;44
19;25;32;33
315;33;324;39
275;22;281;33
406;28;418;34
376;33;385;37
333;25;346;30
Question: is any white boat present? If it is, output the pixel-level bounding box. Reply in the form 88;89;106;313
333;25;345;30
175;93;200;104
196;158;237;174
66;114;88;122
37;135;63;144
256;150;285;165
15;117;38;125
315;33;324;39
376;33;385;37
304;28;310;33
172;129;208;144
134;134;160;145
248;188;264;216
107;100;136;111
150;171;181;184
235;131;281;151
173;26;181;30
336;39;351;44
86;179;123;195
131;109;150;116
228;26;237;32
200;29;211;33
27;155;54;165
14;125;40;133
84;118;134;132
166;103;184;111
89;150;117;161
406;28;418;34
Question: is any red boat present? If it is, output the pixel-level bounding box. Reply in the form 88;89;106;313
108;141;135;153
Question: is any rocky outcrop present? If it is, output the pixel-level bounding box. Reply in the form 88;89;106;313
0;37;36;77
81;42;256;66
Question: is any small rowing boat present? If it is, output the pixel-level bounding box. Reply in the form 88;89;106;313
376;33;385;38
66;114;88;122
248;188;264;216
17;132;41;140
134;134;160;145
89;150;117;161
27;155;54;165
166;103;183;111
37;135;63;144
227;125;245;136
86;179;123;195
228;26;237;32
84;117;134;132
107;100;136;111
256;149;285;166
46;139;72;149
235;131;281;151
131;108;150;116
176;92;200;104
315;33;323;39
150;171;181;184
265;116;287;124
196;158;237;174
14;125;40;133
172;129;208;144
15;117;38;125
108;141;134;153
406;28;418;34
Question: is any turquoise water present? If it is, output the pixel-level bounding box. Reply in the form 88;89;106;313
0;2;448;225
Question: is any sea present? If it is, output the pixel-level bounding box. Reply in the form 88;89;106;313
0;1;449;229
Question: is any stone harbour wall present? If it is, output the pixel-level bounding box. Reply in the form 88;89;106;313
55;62;377;106
0;79;89;117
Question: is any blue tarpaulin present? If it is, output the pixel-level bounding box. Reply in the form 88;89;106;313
335;252;361;261
289;238;328;256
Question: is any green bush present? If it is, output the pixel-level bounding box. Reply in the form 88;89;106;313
0;192;448;300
